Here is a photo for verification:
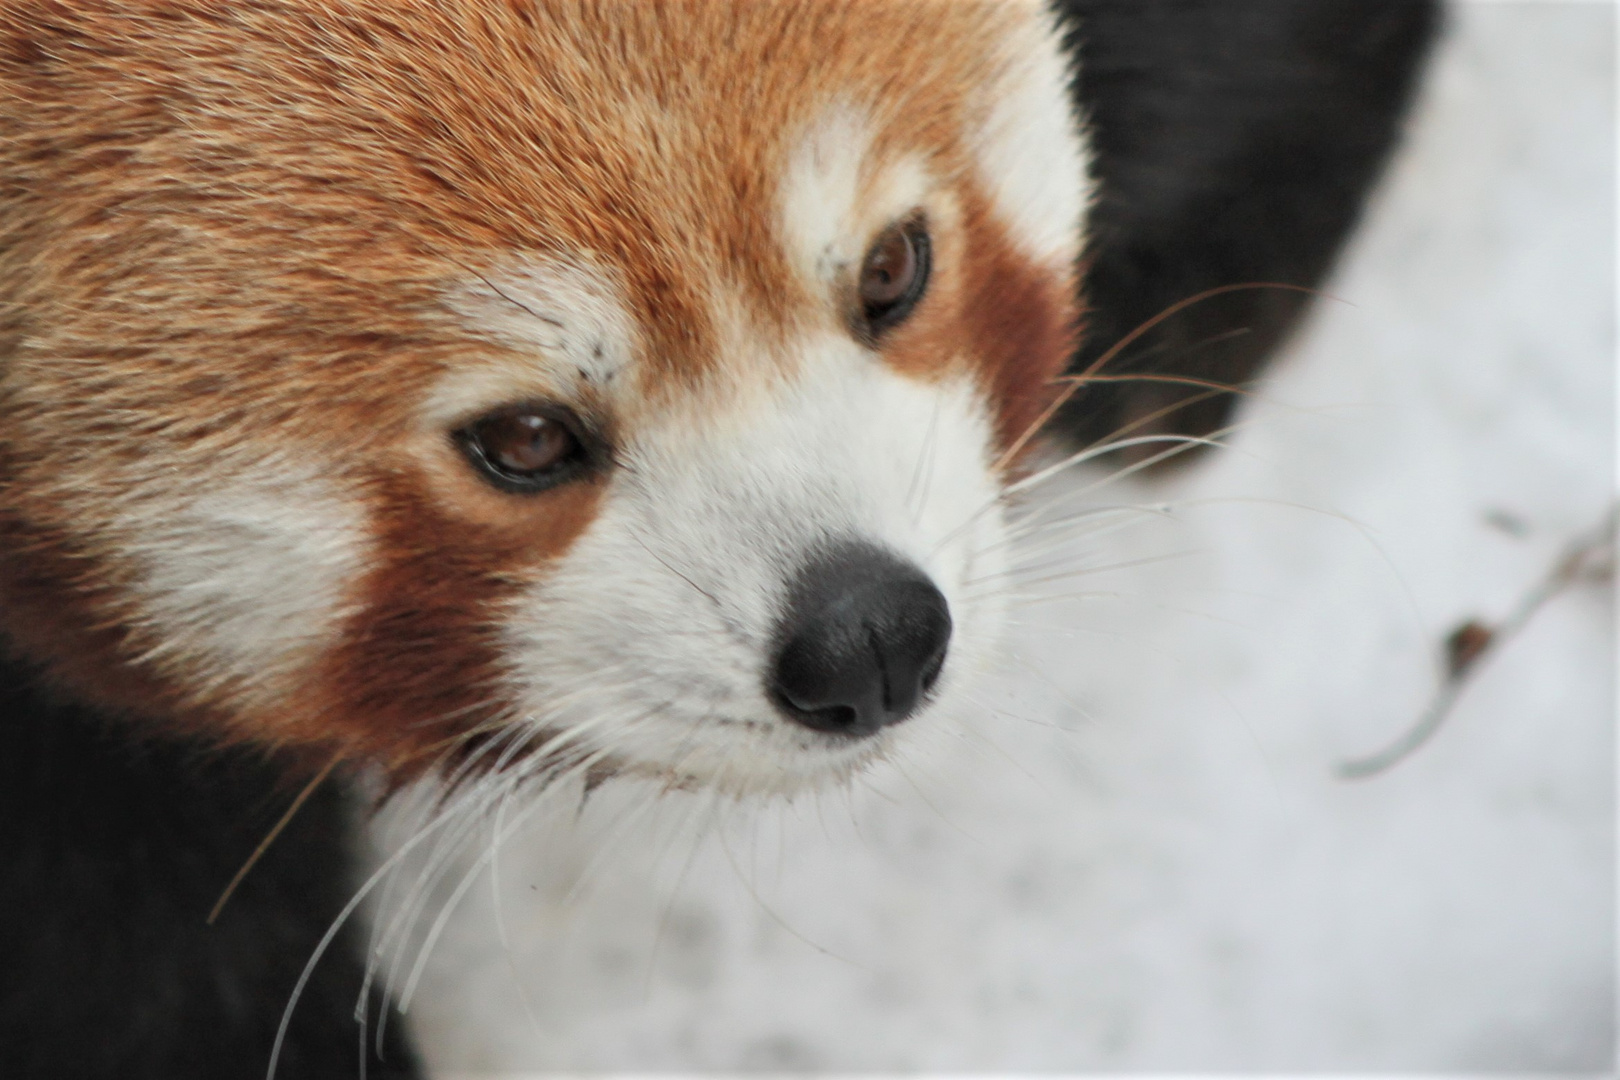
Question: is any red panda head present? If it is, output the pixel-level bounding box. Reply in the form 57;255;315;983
0;1;1085;795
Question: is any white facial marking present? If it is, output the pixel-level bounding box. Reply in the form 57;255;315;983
779;105;940;294
118;461;363;705
501;337;1009;796
779;103;874;288
433;256;637;426
432;33;1095;794
973;8;1091;267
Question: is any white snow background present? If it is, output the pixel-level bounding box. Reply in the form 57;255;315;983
399;2;1617;1072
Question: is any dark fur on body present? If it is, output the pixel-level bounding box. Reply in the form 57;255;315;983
1056;0;1441;453
0;2;1438;1075
0;653;421;1079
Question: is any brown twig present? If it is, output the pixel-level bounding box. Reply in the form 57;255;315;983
1338;501;1617;780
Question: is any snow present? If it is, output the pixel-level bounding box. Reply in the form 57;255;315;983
407;3;1617;1072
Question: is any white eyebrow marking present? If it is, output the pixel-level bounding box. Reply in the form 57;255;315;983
778;102;941;299
778;102;876;289
448;255;634;378
433;254;639;426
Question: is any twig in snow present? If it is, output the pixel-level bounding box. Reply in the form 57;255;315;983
1338;501;1616;780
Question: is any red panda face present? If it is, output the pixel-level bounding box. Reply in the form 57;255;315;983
0;1;1085;794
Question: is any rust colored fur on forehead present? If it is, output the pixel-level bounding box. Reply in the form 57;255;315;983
1;1;1042;381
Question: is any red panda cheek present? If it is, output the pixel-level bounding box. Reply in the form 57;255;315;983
960;199;1082;460
299;475;605;777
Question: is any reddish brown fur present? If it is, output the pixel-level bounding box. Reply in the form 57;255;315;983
960;193;1084;452
0;0;1078;773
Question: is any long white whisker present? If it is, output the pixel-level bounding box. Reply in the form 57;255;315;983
267;795;473;1080
1004;429;1235;501
964;549;1199;598
365;721;537;1055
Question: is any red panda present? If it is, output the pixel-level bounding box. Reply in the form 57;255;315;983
0;2;1436;1077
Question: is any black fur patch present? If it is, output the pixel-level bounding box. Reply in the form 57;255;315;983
0;656;422;1079
1050;0;1442;456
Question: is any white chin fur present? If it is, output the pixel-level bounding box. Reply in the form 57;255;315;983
502;341;1009;798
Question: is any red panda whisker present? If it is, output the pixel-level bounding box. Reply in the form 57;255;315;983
487;776;552;1044
551;756;679;914
391;727;675;1017
1007;419;1255;504
402;665;668;788
930;413;1241;567
207;751;346;926
994;520;1168;570
960;686;1094;735
1066;384;1232;454
993;281;1328;471
374;787;518;1056
1071;371;1247;393
710;799;863;969
1001;616;1131;643
985;590;1132;611
974;502;1177;562
965;544;1193;596
372;728;578;1023
370;806;491;1055
379;724;545;935
923;433;1202;566
270;787;476;1080
643;792;727;995
1004;432;1228;500
403;695;517;733
627;530;757;649
905;394;946;527
411;708;534;803
994;508;1186;572
374;755;527;969
1066;326;1256;376
968;548;1200;595
395;778;544;1017
942;695;1060;788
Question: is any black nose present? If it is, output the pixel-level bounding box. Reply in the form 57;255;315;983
769;543;952;737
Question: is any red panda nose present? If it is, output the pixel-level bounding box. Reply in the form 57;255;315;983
769;543;952;738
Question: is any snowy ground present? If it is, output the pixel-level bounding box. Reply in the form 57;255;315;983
403;2;1616;1072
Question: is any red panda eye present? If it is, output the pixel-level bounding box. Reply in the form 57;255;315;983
456;405;592;493
858;220;930;334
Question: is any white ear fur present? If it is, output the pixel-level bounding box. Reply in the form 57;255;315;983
973;7;1091;268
